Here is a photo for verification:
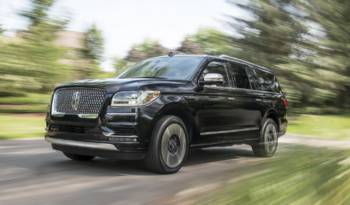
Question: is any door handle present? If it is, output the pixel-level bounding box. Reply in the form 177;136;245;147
227;97;236;101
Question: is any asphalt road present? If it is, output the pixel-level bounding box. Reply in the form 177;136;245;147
0;135;343;205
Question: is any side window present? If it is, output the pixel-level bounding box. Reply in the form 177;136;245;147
251;68;280;92
201;61;230;87
229;62;251;89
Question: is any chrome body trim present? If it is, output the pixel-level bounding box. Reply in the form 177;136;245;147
78;114;99;119
51;113;65;117
200;127;259;136
102;132;138;138
105;113;137;117
50;114;99;119
191;138;258;148
45;137;117;151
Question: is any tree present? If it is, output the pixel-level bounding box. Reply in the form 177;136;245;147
226;0;308;65
0;0;71;95
296;0;350;109
177;36;204;54
0;25;4;34
177;28;233;55
20;0;55;28
113;57;131;76
125;39;168;62
223;0;335;107
83;24;104;64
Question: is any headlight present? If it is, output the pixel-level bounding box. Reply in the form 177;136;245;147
111;90;160;107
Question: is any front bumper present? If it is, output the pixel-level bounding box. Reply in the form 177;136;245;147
45;102;163;158
46;136;117;151
46;137;145;160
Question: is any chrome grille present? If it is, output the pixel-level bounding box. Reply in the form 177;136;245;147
52;87;106;116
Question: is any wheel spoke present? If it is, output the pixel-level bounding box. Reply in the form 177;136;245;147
160;123;186;168
166;152;171;166
264;123;277;154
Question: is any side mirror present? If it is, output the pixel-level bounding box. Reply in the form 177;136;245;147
199;73;225;86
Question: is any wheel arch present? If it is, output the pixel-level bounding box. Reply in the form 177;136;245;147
263;109;280;131
153;102;199;144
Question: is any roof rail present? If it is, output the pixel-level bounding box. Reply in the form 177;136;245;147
219;54;241;61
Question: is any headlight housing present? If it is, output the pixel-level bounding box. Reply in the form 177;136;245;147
111;90;160;107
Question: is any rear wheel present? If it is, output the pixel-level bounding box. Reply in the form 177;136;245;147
144;115;189;174
63;152;95;161
252;118;278;157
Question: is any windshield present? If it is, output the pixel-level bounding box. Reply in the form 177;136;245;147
119;56;204;80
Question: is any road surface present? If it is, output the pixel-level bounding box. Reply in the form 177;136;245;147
0;135;347;205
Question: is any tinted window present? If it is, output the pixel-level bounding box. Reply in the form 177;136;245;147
229;62;251;89
251;68;280;92
119;56;204;80
201;61;230;87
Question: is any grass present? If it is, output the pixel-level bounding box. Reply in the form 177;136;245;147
0;114;45;139
198;147;350;205
288;114;350;140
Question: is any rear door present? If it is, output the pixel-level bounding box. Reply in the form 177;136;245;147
226;62;262;139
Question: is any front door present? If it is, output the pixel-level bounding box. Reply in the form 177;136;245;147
195;60;235;137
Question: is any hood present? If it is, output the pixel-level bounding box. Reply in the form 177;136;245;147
55;78;192;94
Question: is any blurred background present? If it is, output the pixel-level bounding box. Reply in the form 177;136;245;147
0;0;349;204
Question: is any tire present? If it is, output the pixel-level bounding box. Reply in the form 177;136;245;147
144;115;189;174
63;152;95;161
252;118;278;157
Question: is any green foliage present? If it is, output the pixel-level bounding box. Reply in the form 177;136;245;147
295;0;350;108
0;114;45;139
0;36;71;95
113;39;169;75
288;114;350;140
83;24;104;64
0;93;49;113
0;0;85;97
114;57;133;76
177;28;234;55
198;147;350;205
224;0;319;108
0;25;4;34
125;39;168;62
20;0;55;28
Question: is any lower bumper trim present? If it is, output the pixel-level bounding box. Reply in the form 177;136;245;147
45;137;117;151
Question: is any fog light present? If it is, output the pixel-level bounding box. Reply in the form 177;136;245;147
108;137;138;143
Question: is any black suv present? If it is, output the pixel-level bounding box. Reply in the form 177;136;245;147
46;54;288;174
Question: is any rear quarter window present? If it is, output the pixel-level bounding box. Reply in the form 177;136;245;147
250;68;281;93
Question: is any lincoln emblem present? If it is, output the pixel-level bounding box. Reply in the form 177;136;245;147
71;91;80;111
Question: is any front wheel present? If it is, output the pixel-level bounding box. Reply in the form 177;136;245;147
144;115;189;174
251;119;278;157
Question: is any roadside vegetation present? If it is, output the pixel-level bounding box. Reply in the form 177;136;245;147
198;147;350;205
0;114;45;139
288;114;350;140
0;0;349;142
0;93;50;114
